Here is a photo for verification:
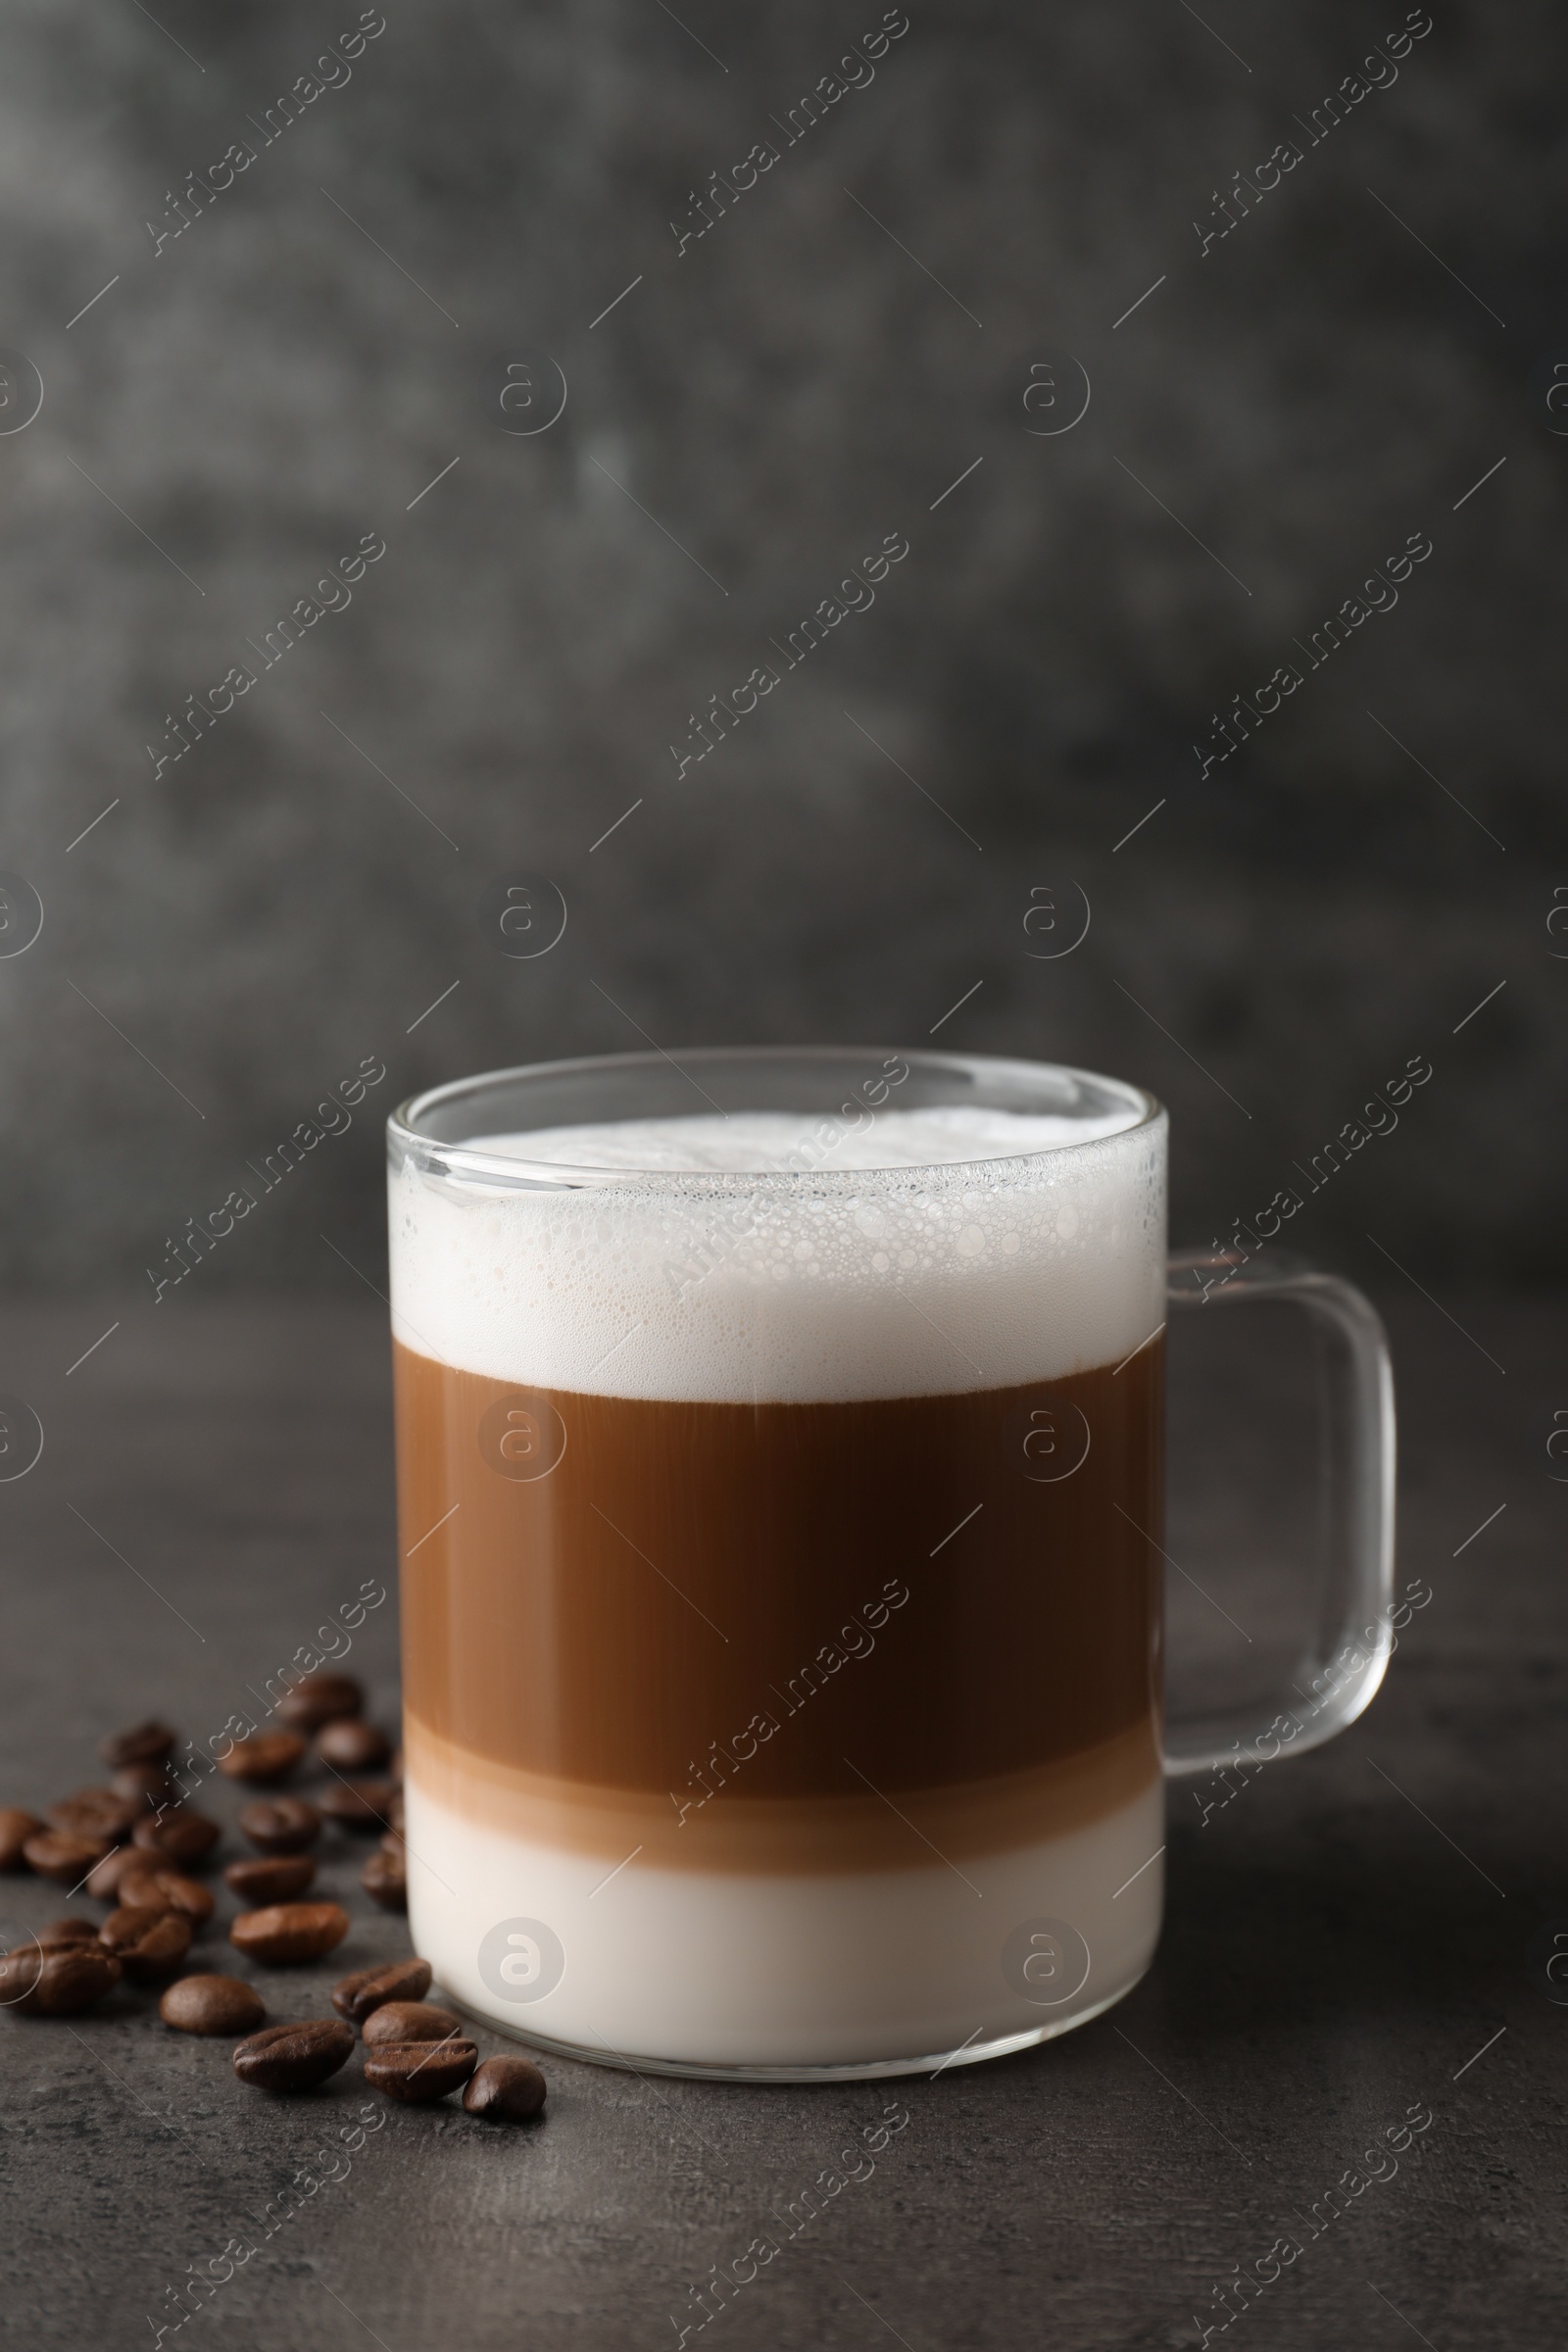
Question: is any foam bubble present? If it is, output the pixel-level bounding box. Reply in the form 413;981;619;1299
389;1106;1167;1401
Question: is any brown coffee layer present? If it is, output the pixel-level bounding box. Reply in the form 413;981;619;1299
395;1340;1164;1811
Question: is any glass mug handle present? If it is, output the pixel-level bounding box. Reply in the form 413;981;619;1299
1162;1249;1396;1777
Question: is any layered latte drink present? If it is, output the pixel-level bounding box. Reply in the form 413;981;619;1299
389;1054;1167;2076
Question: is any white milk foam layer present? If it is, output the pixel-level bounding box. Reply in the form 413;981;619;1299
476;1105;1146;1170
390;1103;1167;1402
407;1777;1164;2072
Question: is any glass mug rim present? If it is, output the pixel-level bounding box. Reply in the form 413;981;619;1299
388;1045;1165;1191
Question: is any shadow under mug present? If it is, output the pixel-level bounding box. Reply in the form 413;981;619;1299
386;1047;1395;2081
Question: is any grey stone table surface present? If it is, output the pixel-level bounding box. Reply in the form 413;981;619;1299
0;1288;1563;2350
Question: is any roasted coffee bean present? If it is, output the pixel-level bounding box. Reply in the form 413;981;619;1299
46;1788;140;1841
361;1999;461;2047
23;1829;111;1885
360;1849;406;1912
217;1733;306;1786
232;2017;355;2092
276;1673;363;1732
238;1797;320;1855
229;1901;349;1966
363;2036;477;2104
316;1717;391;1773
12;1928;103;1962
110;1761;175;1806
100;1720;176;1770
99;1905;193;1982
118;1862;216;1924
463;2054;548;2123
41;1917;101;1945
1;1943;52;2005
160;1974;266;2035
330;1957;432;2024
98;1903;168;1947
132;1809;220;1869
0;1809;43;1871
0;1941;122;2015
84;1846;146;1902
318;1779;395;1833
224;1854;316;1904
387;1790;406;1835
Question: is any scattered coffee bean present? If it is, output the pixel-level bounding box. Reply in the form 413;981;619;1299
318;1779;395;1833
363;2036;477;2104
97;1903;164;1943
40;1916;99;1942
84;1847;147;1901
238;1797;320;1855
100;1720;176;1770
224;1855;317;1904
276;1673;363;1732
160;1974;267;2036
46;1788;140;1841
27;1927;107;1957
99;1905;193;1982
217;1733;306;1786
0;1809;42;1871
110;1761;174;1807
0;1941;122;2016
463;2054;547;2123
316;1717;392;1773
229;1901;349;1966
232;2017;355;2092
118;1863;216;1924
361;1999;461;2047
23;1829;111;1884
330;1957;432;2024
360;1849;406;1912
132;1809;220;1869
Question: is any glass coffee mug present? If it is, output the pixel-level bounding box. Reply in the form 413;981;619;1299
387;1048;1394;2081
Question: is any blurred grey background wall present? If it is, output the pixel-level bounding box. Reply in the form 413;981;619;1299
1;0;1563;1301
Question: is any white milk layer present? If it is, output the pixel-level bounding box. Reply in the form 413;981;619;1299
390;1102;1166;1401
405;1776;1165;2073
